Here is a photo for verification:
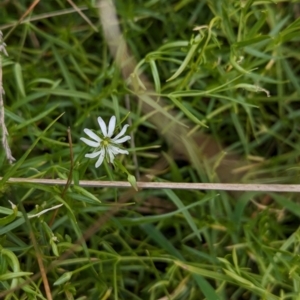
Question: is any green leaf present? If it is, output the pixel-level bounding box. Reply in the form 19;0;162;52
169;97;208;127
53;272;73;286
148;59;161;94
234;35;270;48
0;112;65;185
163;189;202;242
0;202;18;226
14;63;26;97
15;104;59;130
166;34;203;82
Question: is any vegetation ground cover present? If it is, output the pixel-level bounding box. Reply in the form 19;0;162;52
1;1;300;299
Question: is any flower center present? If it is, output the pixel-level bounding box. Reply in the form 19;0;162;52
101;138;110;147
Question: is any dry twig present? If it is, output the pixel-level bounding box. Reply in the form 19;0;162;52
1;177;300;193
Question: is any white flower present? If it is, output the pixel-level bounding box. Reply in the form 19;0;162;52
80;116;131;168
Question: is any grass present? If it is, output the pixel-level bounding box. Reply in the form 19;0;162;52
1;0;300;299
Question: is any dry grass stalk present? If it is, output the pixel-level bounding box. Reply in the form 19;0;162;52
2;177;300;193
0;31;15;164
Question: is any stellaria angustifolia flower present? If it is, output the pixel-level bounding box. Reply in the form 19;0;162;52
80;116;131;168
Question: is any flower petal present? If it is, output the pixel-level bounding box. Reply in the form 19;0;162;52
95;149;105;168
80;137;100;148
113;135;131;144
106;146;116;163
83;128;101;142
107;144;119;155
108;144;129;155
111;124;129;141
107;116;116;138
85;150;103;159
98;117;108;137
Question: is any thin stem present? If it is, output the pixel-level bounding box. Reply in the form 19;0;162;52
125;94;140;180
